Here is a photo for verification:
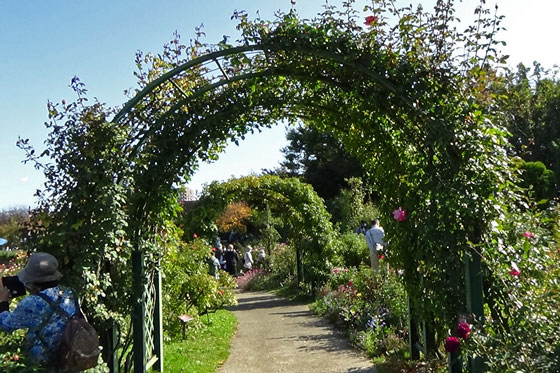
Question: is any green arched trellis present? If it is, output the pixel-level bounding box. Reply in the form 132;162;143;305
182;175;339;284
109;12;507;369
25;5;515;372
108;9;511;371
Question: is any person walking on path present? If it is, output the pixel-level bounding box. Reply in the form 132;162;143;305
208;248;220;279
355;220;368;235
256;248;266;269
243;246;254;272
223;244;240;277
365;218;385;271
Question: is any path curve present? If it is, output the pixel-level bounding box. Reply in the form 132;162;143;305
219;290;376;373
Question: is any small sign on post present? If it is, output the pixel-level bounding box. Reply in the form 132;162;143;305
178;314;194;339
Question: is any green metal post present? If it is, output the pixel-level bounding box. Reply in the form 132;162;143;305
465;253;484;318
408;296;420;360
266;200;271;256
465;253;485;373
424;321;436;357
296;246;303;284
448;351;462;373
107;323;119;373
153;268;164;371
132;250;147;373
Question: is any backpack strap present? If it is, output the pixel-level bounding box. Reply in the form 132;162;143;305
34;294;58;330
36;292;70;319
33;292;67;352
36;289;81;320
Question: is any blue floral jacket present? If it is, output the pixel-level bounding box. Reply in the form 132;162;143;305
0;286;77;366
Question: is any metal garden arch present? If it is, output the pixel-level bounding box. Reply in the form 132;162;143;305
109;16;495;372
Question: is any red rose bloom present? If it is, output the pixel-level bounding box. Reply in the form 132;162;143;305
509;268;521;276
457;322;471;340
393;207;407;222
364;15;378;26
445;336;461;353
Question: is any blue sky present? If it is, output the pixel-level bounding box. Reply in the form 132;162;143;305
0;0;558;210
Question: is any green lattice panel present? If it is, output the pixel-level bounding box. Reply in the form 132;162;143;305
144;274;156;365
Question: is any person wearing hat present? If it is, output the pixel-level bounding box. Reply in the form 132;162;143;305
0;252;77;368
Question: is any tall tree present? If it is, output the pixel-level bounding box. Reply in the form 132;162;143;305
0;207;30;250
274;125;365;201
498;63;560;191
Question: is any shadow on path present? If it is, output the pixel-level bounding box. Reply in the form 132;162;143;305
219;290;377;373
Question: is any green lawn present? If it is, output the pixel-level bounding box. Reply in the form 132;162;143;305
163;310;237;373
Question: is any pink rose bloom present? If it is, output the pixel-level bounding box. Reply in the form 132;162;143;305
364;15;378;26
509;268;521;277
522;231;535;238
393;207;407;222
445;336;461;353
193;233;198;238
457;322;471;340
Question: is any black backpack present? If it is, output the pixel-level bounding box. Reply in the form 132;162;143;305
36;291;101;372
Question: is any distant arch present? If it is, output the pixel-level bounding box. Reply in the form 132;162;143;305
182;175;338;282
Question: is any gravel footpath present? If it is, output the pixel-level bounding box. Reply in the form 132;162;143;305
219;290;377;373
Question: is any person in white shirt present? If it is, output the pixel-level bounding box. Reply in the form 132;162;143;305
365;219;385;271
257;248;266;268
243;246;254;271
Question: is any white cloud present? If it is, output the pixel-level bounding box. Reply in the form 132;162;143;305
19;177;29;183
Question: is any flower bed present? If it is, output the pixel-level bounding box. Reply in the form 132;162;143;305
312;265;408;357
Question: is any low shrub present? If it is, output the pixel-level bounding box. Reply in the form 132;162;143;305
459;204;560;372
0;251;27;274
351;327;407;358
332;233;369;268
237;269;267;291
267;243;296;282
0;250;19;261
161;237;237;339
311;265;408;358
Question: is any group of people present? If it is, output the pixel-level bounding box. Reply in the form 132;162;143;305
208;243;266;278
357;219;386;271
